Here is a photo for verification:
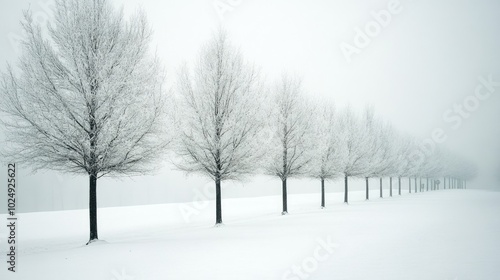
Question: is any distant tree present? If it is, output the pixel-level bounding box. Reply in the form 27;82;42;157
361;109;395;200
387;132;408;195
173;31;264;225
392;134;414;195
378;124;399;197
264;74;312;214
308;100;341;208
0;0;167;244
446;154;476;189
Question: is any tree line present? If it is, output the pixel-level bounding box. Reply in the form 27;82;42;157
0;0;476;244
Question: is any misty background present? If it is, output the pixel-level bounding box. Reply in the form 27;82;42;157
0;0;499;213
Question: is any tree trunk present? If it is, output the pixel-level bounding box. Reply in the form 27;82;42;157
389;177;393;197
87;173;98;244
216;178;222;224
415;177;417;193
344;175;348;204
426;178;429;191
365;177;369;200
419;177;422;192
282;179;288;214
321;178;325;208
398;177;401;195
409;177;411;193
379;177;383;198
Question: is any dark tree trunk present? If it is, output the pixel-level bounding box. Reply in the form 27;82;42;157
419;177;422;192
344;175;348;204
443;177;446;189
409;177;411;193
282;179;288;214
379;177;383;198
365;177;369;200
389;177;393;197
398;177;401;195
321;178;325;208
87;173;98;244
426;178;429;191
215;178;222;224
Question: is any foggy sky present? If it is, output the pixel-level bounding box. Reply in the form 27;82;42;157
0;0;499;213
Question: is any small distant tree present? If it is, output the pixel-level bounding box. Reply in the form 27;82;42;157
308;101;341;208
361;108;391;200
264;74;312;215
375;123;398;197
173;31;264;225
0;0;167;244
392;134;414;194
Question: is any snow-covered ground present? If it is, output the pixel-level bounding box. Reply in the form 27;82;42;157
1;189;499;280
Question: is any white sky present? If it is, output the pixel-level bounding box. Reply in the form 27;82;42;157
0;0;499;212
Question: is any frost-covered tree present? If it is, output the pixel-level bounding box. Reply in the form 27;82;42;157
0;0;167;244
361;108;394;200
376;123;399;197
173;31;263;225
265;74;312;214
337;107;371;204
392;134;415;195
384;130;409;196
308;100;341;208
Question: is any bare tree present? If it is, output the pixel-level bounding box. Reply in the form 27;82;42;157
173;31;263;225
308;100;341;208
264;74;312;215
0;0;167;244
